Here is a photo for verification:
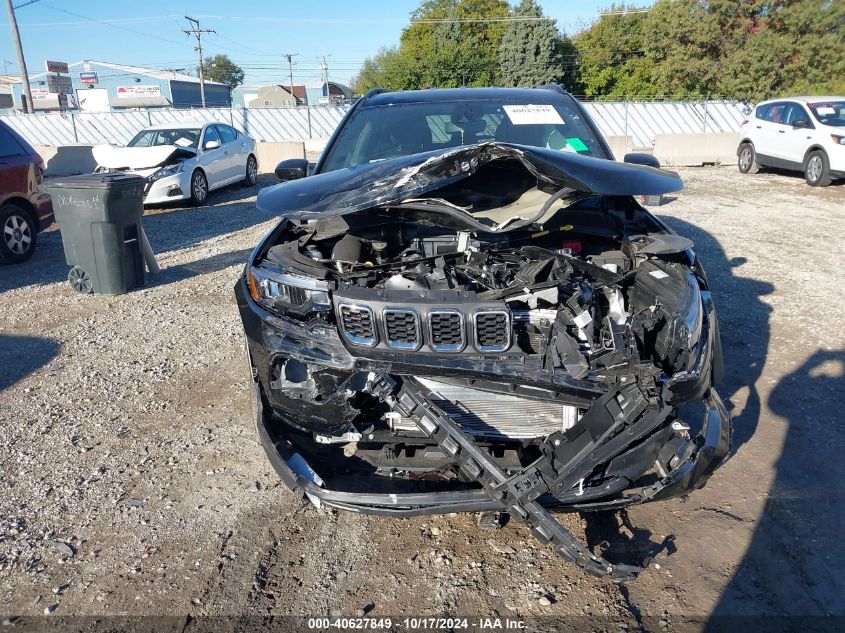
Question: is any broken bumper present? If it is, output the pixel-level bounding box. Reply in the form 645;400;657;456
252;373;730;516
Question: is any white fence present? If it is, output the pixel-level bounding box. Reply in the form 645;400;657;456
0;101;750;150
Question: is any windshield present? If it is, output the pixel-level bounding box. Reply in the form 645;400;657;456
321;98;607;172
128;128;201;148
807;101;845;127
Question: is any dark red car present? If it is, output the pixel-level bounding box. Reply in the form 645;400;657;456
0;121;53;264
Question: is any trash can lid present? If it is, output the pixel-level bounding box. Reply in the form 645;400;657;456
47;173;146;190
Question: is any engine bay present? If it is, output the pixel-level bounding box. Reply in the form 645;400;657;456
255;192;703;380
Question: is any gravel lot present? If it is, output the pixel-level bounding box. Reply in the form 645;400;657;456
1;166;843;631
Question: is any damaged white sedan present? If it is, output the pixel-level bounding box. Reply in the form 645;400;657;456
93;121;258;205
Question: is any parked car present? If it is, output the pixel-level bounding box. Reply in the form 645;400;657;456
92;121;258;205
737;96;845;186
0;121;54;264
237;87;731;580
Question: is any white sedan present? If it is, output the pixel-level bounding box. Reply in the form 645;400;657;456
92;121;258;205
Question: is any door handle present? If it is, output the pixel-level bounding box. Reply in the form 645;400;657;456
755;125;761;129
778;130;785;133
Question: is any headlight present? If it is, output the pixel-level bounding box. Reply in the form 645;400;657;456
247;264;331;315
682;275;703;349
831;135;845;146
150;163;184;180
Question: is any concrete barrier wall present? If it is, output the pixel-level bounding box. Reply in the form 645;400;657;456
35;144;97;177
255;142;305;172
653;133;739;166
34;141;305;176
605;135;634;161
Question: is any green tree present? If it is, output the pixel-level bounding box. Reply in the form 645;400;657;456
571;0;845;100
498;0;568;88
572;4;653;99
351;0;510;91
200;54;245;89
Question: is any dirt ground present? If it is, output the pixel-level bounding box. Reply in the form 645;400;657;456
1;166;843;632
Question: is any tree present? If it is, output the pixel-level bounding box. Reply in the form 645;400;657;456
351;0;510;91
200;54;245;90
571;0;845;101
498;0;568;88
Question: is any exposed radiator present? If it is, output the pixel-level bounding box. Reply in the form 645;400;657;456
392;378;580;440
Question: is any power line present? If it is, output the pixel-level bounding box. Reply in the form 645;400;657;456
39;3;185;46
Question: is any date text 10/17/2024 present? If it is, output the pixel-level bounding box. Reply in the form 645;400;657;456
306;617;527;630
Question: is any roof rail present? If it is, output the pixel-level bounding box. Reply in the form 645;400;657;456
535;84;570;96
361;88;387;102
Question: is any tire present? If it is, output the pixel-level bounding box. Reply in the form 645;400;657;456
189;169;209;205
0;204;38;264
243;155;258;186
804;150;832;187
737;143;760;174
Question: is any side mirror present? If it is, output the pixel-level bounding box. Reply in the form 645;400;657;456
624;152;661;169
792;119;811;129
275;158;308;182
204;140;221;151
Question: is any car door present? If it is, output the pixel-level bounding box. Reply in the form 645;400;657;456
0;125;31;199
199;125;226;189
779;102;815;165
214;124;242;183
752;102;787;160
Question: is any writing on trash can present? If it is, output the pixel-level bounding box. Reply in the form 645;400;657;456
56;189;140;208
57;194;104;208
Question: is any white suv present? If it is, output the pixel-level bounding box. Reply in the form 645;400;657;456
737;96;845;187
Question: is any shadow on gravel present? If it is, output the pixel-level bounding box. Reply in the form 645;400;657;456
143;189;270;254
0;334;59;391
0;230;68;293
658;216;773;451
150;248;254;285
707;349;845;629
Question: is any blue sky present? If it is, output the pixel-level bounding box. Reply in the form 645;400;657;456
2;1;653;85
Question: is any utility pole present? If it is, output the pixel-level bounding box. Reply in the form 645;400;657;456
282;53;298;104
182;16;215;107
4;0;33;113
318;55;329;97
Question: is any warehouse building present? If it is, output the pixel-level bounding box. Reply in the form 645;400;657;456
9;60;230;112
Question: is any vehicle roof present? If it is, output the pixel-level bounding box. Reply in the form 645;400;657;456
143;120;223;131
758;96;844;106
361;86;571;107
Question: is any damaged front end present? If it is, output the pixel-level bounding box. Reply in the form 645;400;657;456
236;142;731;581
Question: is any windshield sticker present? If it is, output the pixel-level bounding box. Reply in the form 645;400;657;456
503;104;564;125
174;137;193;148
565;137;589;152
816;106;836;116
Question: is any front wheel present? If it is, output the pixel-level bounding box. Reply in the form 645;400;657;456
737;143;760;174
804;150;832;187
243;155;258;186
0;204;37;264
189;169;209;205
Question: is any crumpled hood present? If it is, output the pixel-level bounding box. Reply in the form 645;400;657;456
92;144;196;170
256;142;683;219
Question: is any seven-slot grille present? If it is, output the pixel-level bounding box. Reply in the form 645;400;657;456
429;310;464;351
383;308;421;350
473;310;510;351
339;304;376;346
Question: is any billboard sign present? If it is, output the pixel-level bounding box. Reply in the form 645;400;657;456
46;74;73;94
116;85;162;99
80;72;98;85
45;60;69;74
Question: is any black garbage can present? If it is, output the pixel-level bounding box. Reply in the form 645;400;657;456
46;173;146;295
